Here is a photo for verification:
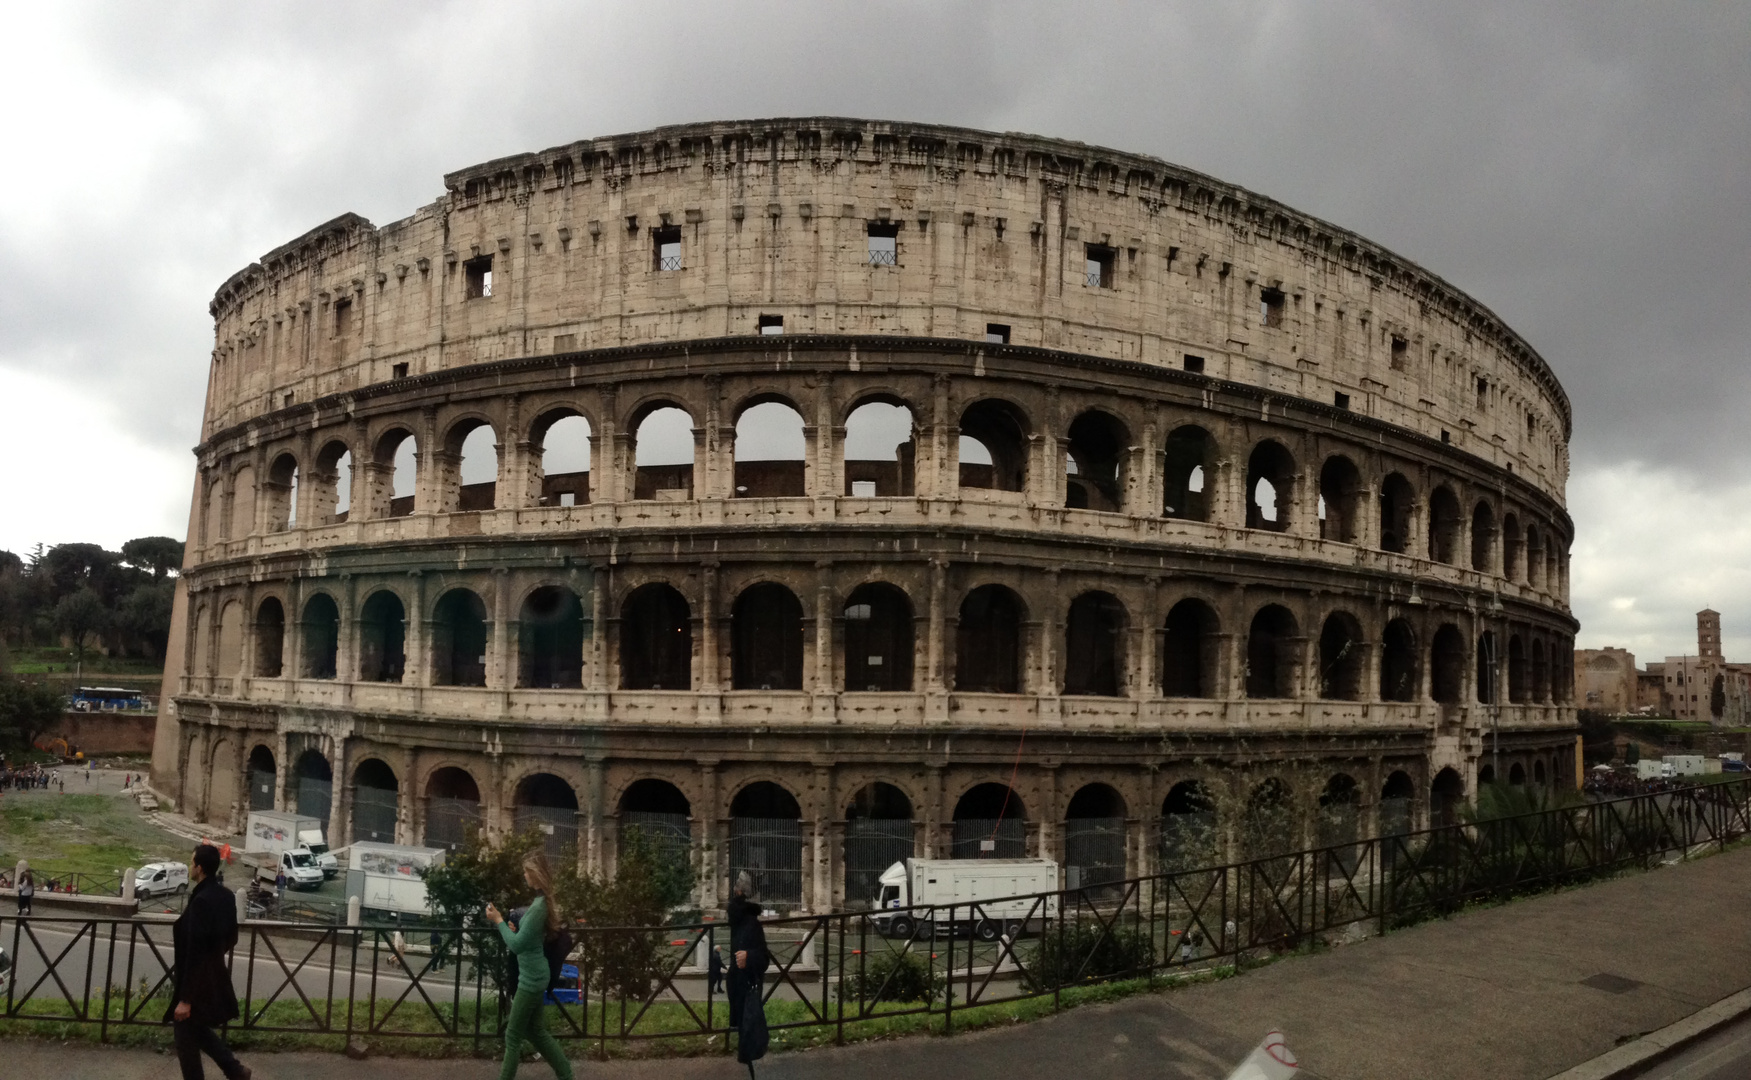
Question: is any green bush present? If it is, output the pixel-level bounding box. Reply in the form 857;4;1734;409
1022;920;1153;991
837;949;942;1005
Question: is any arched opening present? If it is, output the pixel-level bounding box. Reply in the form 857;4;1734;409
1479;764;1497;786
1431;624;1467;704
732;582;804;690
532;410;592;507
1532;640;1551;703
1379;473;1415;553
1502;514;1523;581
620;583;691;690
843;583;913;691
424;767;481;851
1159;780;1217;871
1508;762;1527;786
1245;440;1295;532
294;749;332;825
1064;410;1128;512
431;589;489;687
844;399;916;497
253;598;284;678
217;601;244;678
1533;760;1548;786
352;759;398;844
518;586;584;689
952;783;1026;859
1428;486;1462;564
955;585;1025;693
371;428;418;519
1476;631;1500;703
1317;774;1362;866
632;405;695;499
1471;501;1497;572
1318;612;1365;700
300;594;339;680
514;773;580;860
311;440;353;525
1161;425;1215;521
729;781;803;906
1525;526;1546;589
1431;768;1465;828
1064;783;1127;893
1162;598;1220;698
1380;619;1418;702
958;399;1029;492
231;466;257;538
1318;456;1363;543
1508;635;1528;703
247;745;276;812
1241;778;1297;860
358;590;407;683
619;779;693;889
1064;591;1126;696
451;422;500;512
266;453;299;531
1380;771;1415;837
733;399;807;497
844;782;914;904
1246;605;1299;699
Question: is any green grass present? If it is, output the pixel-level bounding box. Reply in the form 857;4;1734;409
0;792;189;878
5;646;162;678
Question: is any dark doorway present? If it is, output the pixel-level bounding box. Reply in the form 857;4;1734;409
955;585;1024;693
519;586;585;688
732;583;804;690
431;589;489;687
358;590;407;683
620;583;691;690
843;583;914;691
1064;591;1125;696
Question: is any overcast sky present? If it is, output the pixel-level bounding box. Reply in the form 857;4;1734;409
0;2;1745;660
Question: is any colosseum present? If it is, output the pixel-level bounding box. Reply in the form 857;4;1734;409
152;118;1578;912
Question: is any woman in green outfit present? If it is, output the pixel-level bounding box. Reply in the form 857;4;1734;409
484;854;574;1080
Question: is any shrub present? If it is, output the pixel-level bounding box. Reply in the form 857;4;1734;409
1022;919;1153;991
837;949;941;1005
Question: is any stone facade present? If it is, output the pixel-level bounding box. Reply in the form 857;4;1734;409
1575;611;1751;724
153;119;1578;913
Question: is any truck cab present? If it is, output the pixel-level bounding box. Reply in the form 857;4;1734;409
252;847;325;890
298;829;339;878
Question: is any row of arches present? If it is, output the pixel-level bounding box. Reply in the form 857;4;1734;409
214;579;1573;705
248;745;1543;907
201;392;1569;595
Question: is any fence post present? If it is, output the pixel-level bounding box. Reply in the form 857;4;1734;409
121;869;136;905
347;895;362;927
233;885;248;925
943;903;955;1033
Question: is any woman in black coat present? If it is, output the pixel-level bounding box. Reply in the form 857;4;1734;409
166;845;249;1080
726;871;770;1073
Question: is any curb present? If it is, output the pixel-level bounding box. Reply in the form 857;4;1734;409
1547;985;1751;1080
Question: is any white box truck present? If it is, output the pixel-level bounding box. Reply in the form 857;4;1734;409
246;811;339;877
345;842;445;918
1667;755;1711;777
874;858;1059;941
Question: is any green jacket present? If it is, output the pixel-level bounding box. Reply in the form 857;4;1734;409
497;895;551;995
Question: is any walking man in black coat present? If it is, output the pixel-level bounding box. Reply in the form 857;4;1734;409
726;871;770;1076
167;844;250;1080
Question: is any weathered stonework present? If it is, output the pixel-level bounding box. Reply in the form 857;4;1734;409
154;119;1577;913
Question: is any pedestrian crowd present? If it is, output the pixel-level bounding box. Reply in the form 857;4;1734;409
0;765;61;791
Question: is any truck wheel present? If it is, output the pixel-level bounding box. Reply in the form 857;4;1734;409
975;919;1000;942
1003;920;1024;940
888;915;915;939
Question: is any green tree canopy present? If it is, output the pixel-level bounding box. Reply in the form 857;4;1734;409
121;536;184;581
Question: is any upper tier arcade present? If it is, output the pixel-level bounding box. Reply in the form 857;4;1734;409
202;118;1569;500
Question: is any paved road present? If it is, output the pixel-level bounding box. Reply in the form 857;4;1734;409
1639;1011;1751;1080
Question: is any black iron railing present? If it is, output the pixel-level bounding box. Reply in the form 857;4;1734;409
4;779;1748;1054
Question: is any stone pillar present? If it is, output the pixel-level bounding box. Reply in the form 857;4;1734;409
405;571;427;686
813;570;835;720
335;575;357;684
1038;765;1059;866
273;730;290;811
489;569;511;690
414;406;440;515
327;737;348;846
584;758;606;878
697;760;720;910
924;764;944;859
589;566;609;690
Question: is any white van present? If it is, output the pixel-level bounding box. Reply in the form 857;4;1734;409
134;862;189;899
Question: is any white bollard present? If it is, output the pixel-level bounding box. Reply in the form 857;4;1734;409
122;868;137;903
347;895;362;927
235;884;249;924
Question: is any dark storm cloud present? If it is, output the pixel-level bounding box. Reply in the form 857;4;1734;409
0;1;1745;655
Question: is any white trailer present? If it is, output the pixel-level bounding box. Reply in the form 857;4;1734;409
873;858;1059;940
247;811;339;878
1668;755;1713;777
345;842;445;917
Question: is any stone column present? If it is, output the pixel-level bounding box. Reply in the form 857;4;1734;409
924;764;944;859
813;570;835;720
589;566;610;690
697;760;720;910
489;568;512;689
584;758;606;878
327;737;348;847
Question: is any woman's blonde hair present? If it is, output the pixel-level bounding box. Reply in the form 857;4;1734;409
523;852;564;937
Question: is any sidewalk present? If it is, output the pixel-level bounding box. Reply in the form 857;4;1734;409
12;842;1751;1080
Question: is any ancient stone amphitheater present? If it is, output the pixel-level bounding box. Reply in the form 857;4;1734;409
153;118;1577;912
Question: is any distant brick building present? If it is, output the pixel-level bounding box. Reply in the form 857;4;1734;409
1576;610;1751;724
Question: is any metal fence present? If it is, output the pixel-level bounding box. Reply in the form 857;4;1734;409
6;779;1750;1055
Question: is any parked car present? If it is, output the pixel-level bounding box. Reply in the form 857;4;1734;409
134;862;189;899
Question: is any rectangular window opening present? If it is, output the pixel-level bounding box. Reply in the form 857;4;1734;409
391;362;409;380
867;222;899;266
283;392;295;409
984;323;1010;345
1085;244;1116;288
1333;391;1350;410
334;298;353;336
1390;335;1407;371
552;333;576;354
652;224;682;271
1183;354;1206;374
1476;377;1489;409
464;255;493;299
1260;287;1286;328
1441;429;1451;444
558;492;576;507
758;314;784;336
851;480;877;497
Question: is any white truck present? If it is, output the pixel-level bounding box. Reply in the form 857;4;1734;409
873;858;1059;941
243;847;326;890
345;842;445;918
246;811;339;878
